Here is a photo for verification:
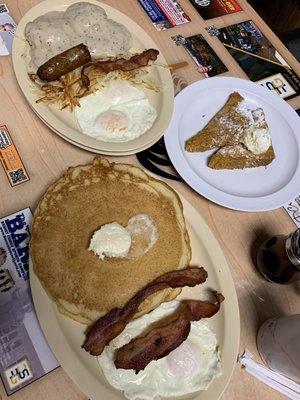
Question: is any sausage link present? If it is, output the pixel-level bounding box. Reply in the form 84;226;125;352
37;44;91;82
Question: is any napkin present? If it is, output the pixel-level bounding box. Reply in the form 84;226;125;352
239;350;300;400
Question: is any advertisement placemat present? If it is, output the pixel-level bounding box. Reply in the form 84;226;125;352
0;208;59;395
172;33;228;77
138;0;190;30
0;4;16;56
189;0;242;20
216;21;300;100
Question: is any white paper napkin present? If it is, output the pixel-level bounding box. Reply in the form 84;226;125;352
239;350;300;400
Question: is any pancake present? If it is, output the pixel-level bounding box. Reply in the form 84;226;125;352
30;158;191;324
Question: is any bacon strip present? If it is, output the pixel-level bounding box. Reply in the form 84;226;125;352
82;267;208;356
81;48;159;87
115;291;224;373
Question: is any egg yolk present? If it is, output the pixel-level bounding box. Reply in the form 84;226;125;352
95;110;129;134
166;340;201;378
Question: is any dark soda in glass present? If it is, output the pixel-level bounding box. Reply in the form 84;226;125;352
256;228;300;284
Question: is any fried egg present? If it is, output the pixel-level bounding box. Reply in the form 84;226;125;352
98;300;221;400
75;82;157;142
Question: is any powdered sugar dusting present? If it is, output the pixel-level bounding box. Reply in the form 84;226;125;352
218;144;252;158
217;99;254;138
237;101;255;121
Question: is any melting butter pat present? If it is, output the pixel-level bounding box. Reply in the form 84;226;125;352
242;108;271;155
89;222;131;260
243;127;271;155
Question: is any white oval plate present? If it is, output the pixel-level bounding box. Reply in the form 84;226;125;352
12;0;174;156
165;77;300;212
30;194;240;400
31;105;166;156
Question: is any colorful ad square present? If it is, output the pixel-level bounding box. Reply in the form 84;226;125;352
189;0;242;20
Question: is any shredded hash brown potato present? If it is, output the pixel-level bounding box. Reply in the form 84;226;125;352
29;65;162;111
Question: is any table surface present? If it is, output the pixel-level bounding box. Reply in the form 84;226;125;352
0;1;300;399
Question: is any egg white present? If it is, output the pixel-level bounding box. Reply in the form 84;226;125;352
98;300;221;400
75;81;157;142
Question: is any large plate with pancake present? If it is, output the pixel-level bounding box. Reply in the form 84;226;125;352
165;77;300;212
29;158;239;400
12;0;174;155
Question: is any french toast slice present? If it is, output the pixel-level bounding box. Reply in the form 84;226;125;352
185;92;252;152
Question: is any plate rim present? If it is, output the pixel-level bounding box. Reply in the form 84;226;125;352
164;76;300;212
12;0;174;156
30;104;165;156
29;192;240;400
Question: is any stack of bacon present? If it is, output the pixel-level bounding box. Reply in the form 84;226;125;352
82;267;224;373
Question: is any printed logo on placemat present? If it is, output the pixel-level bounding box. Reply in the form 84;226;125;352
4;358;33;390
195;0;211;6
257;73;296;99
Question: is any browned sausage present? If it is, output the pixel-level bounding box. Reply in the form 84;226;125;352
37;44;91;82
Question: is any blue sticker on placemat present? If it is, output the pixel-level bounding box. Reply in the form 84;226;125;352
138;0;166;23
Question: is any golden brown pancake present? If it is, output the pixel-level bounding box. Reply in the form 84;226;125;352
30;158;191;324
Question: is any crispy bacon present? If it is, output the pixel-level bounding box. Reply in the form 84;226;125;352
115;291;224;373
81;48;159;87
82;267;208;356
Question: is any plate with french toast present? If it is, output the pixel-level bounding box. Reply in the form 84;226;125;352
165;77;300;211
29;157;239;400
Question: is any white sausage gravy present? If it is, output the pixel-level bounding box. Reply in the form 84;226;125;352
25;2;133;70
